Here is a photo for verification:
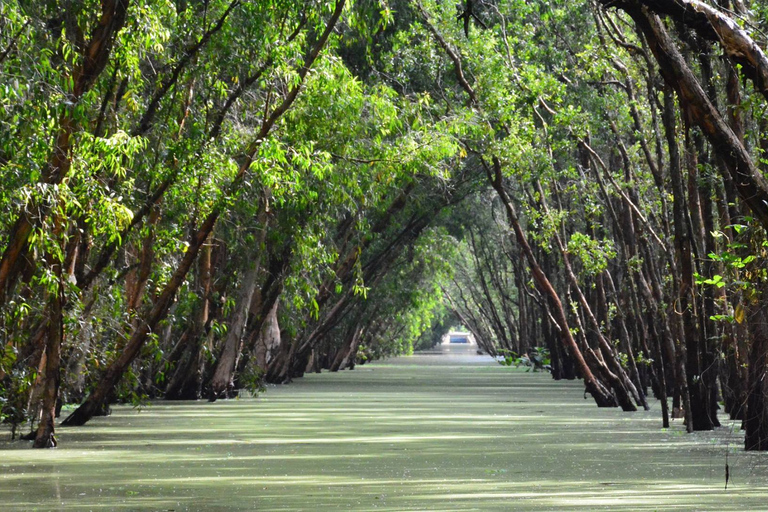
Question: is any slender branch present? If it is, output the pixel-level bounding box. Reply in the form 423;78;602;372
133;0;241;136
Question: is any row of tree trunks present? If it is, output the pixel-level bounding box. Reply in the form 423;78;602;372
609;2;768;447
533;181;642;411
485;157;619;408
164;237;213;400
260;184;446;383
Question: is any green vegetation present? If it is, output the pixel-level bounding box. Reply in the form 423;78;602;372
2;0;768;471
498;346;550;371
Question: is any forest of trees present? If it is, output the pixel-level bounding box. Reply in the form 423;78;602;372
3;0;768;452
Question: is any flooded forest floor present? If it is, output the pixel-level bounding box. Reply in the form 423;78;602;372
2;345;768;510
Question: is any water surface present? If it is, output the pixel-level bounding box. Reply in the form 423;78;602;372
1;345;766;510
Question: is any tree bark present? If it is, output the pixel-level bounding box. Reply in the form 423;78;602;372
746;299;768;450
33;266;64;448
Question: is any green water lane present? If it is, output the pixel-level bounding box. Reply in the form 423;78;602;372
2;347;767;510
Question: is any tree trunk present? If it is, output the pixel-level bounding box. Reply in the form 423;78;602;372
33;273;64;448
330;326;362;372
746;300;768;450
256;300;283;381
164;237;213;400
209;264;260;398
209;210;269;398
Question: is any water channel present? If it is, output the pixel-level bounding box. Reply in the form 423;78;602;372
2;345;767;510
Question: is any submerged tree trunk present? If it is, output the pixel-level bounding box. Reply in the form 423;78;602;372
32;280;64;448
254;300;282;381
330;325;363;372
209;264;260;398
164;237;213;400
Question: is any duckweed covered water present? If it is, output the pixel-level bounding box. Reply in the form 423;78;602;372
2;346;767;510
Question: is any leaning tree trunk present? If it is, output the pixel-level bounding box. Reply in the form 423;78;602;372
342;327;364;370
209;264;260;398
329;325;362;372
254;300;284;383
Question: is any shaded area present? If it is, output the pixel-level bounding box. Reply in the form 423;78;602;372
1;347;766;510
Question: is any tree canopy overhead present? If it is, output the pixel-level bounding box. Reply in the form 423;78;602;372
3;0;768;452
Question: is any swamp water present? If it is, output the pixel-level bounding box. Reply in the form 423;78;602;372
2;345;768;510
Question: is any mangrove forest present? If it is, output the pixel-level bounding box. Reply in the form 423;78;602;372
3;1;768;505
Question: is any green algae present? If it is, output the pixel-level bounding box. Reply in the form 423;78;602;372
1;348;767;511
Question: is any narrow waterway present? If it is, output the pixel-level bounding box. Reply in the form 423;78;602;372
2;346;767;510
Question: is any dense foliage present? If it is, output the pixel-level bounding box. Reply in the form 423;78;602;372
3;0;768;452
